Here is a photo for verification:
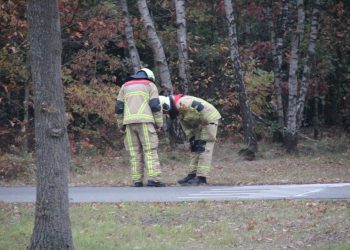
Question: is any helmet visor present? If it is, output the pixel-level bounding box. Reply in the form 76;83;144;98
162;103;170;112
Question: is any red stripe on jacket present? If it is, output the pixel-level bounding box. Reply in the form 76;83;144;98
173;94;184;105
124;79;151;86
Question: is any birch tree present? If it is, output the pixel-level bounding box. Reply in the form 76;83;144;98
120;0;141;73
28;0;74;249
296;0;321;129
268;0;289;129
223;0;258;156
173;0;190;93
285;0;305;152
137;0;173;95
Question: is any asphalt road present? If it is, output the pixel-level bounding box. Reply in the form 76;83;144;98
1;183;350;203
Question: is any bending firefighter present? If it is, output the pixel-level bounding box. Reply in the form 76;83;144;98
116;68;165;187
159;95;221;185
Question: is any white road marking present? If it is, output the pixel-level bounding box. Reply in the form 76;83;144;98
176;184;350;200
295;188;323;197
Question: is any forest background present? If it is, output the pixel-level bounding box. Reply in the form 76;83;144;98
0;0;349;172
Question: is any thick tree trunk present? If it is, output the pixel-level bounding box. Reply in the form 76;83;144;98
121;0;141;73
137;0;173;95
28;0;74;249
224;0;258;155
285;0;305;153
296;0;321;128
173;0;190;94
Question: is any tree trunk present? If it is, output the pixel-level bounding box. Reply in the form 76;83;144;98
173;0;190;94
285;0;305;153
137;0;173;95
27;0;74;249
242;1;251;44
296;0;321;128
223;0;258;156
313;93;320;139
268;0;288;130
21;83;29;154
120;0;141;73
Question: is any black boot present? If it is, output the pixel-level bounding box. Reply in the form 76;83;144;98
177;174;196;185
134;182;143;187
147;180;166;187
185;176;207;186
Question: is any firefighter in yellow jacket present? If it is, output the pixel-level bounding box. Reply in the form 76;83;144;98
159;95;221;185
116;68;165;187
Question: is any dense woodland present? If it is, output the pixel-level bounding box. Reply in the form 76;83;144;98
0;0;349;154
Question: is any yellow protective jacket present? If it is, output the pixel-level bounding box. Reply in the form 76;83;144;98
174;95;221;137
115;79;163;128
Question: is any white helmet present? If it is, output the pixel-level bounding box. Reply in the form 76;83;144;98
139;68;155;82
159;95;171;112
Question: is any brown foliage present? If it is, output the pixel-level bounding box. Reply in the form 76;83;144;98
65;83;119;126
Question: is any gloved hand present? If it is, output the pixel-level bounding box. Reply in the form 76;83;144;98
119;125;126;135
156;127;164;133
189;136;195;152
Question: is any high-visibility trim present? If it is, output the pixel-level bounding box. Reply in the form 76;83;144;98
124;100;131;116
124;114;154;121
206;109;220;121
200;128;207;139
123;91;151;124
117;117;123;126
126;126;138;180
154;117;163;123
137;100;148;114
124;79;151;86
132;172;142;181
142;124;155;177
197;165;210;174
125;91;149;99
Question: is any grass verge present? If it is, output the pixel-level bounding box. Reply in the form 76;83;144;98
1;201;350;250
1;136;350;187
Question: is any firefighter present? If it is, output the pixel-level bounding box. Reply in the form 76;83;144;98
159;95;221;185
115;68;165;187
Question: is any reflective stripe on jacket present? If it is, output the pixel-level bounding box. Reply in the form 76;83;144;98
116;79;163;128
175;95;221;137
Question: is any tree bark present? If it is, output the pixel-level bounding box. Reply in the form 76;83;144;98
121;0;141;73
285;0;305;152
223;0;258;155
268;0;288;129
21;83;29;154
28;0;74;249
137;0;173;95
296;0;321;128
173;0;190;94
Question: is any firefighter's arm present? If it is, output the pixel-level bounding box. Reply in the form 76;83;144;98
182;102;208;126
179;120;194;140
115;87;125;132
149;83;163;129
191;100;211;125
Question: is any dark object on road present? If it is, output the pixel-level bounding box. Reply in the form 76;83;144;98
147;180;166;187
134;182;143;187
184;176;207;186
178;173;196;184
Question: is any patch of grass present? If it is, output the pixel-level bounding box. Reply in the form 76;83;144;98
1;135;350;187
0;153;35;185
321;243;350;250
1;201;350;249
